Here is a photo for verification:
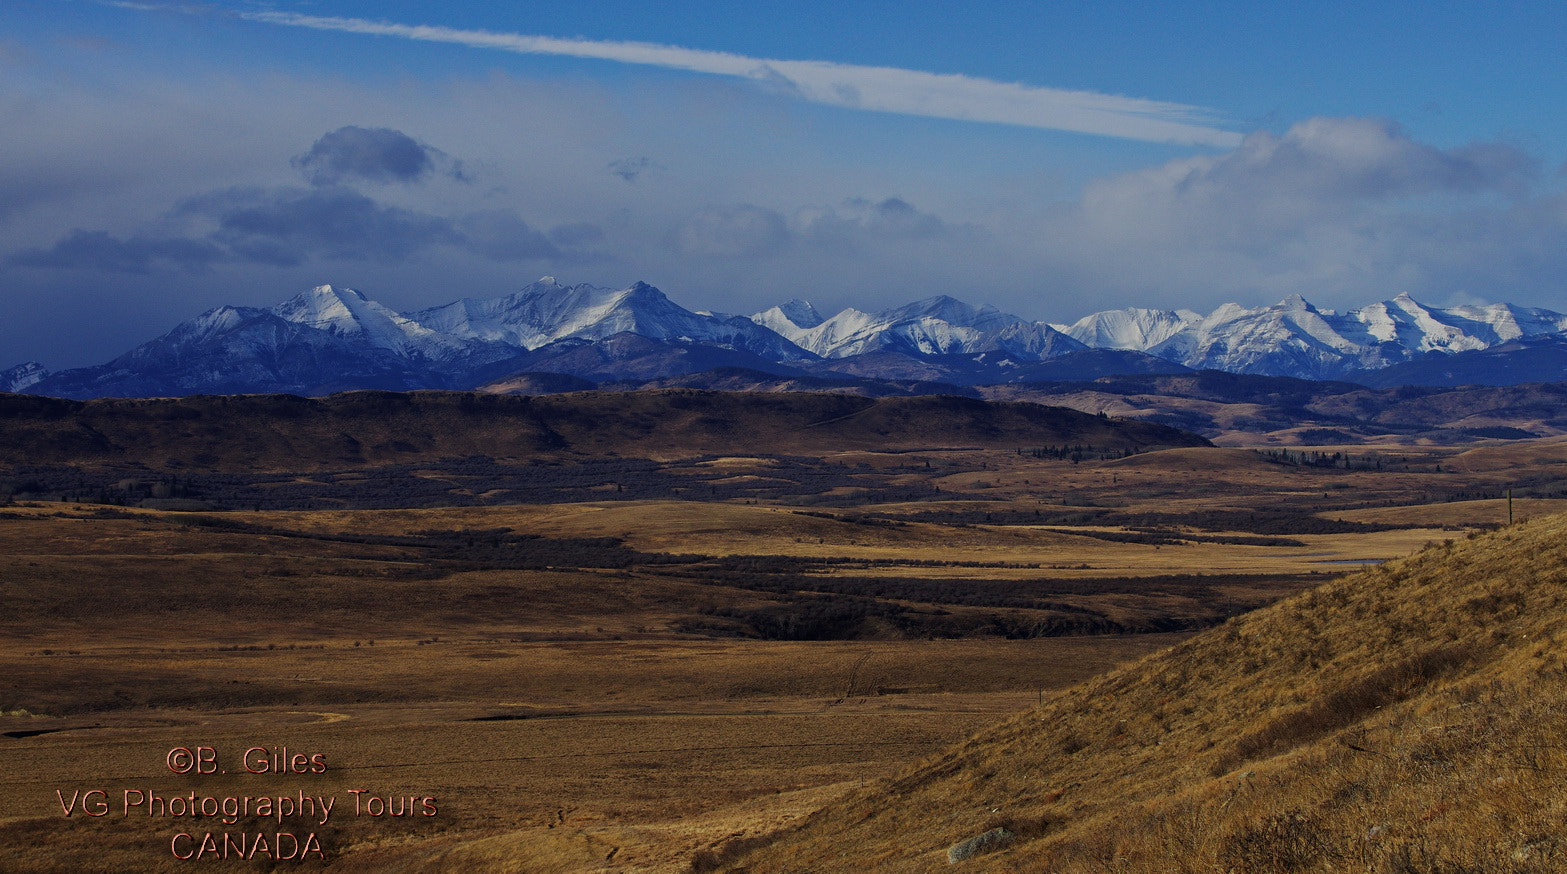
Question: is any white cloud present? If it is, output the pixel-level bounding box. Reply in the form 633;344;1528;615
1030;117;1561;312
234;10;1241;147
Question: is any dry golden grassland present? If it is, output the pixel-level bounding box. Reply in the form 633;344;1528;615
3;436;1563;871
0;500;1184;872
725;512;1567;873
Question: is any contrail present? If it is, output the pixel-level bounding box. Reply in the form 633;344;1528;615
119;3;1242;147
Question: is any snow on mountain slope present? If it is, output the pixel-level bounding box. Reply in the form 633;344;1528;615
784;307;880;357
1419;297;1567;346
1;362;48;393
1326;293;1500;362
878;296;1022;333
414;277;812;360
1070;293;1567;379
772;295;1079;360
32;306;439;398
1147;295;1370;378
411;277;616;348
970;321;1087;359
751;299;827;339
1057;307;1200;350
273;285;480;362
28;286;525;399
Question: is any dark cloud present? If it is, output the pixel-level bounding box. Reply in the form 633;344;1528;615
190;186;465;263
667;197;961;267
675;204;790;258
8;229;221;272
874;197;915;217
457;210;559;261
548;222;606;248
801;197;948;242
12;185;581;273
608;156;650;183
0;174;100;222
291;126;465;187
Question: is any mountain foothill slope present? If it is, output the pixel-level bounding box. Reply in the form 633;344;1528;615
715;512;1567;872
984;372;1567;443
0;389;1207;469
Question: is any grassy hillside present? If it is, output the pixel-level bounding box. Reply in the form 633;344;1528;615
985;376;1567;443
723;512;1567;872
0;389;1205;469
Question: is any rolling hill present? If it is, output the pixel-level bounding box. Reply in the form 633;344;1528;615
0;389;1207;470
717;512;1567;871
987;373;1567;443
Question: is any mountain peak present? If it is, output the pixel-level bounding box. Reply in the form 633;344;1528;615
409;276;811;362
1061;307;1200;351
754;299;826;331
514;276;576;299
619;281;673;307
264;283;470;361
276;284;375;327
902;294;970;317
306;284;365;301
889;295;1021;329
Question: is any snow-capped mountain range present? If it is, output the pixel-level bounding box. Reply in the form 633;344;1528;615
756;296;1086;361
10;277;1567;399
1086;293;1567;378
412;278;808;361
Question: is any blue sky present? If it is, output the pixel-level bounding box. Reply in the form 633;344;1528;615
4;0;1567;367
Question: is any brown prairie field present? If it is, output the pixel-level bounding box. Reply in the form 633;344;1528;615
3;427;1565;872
